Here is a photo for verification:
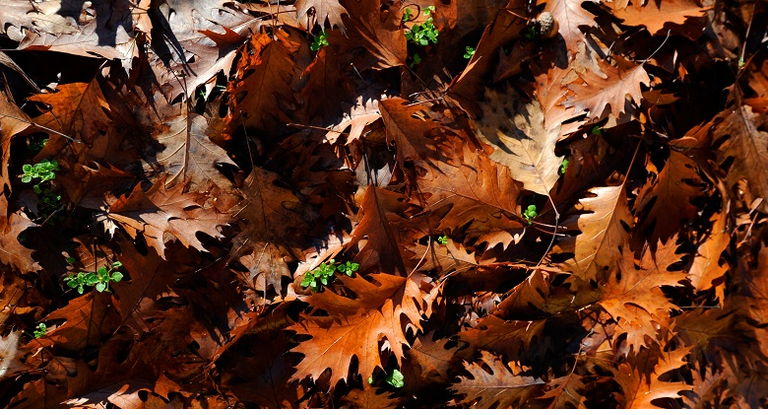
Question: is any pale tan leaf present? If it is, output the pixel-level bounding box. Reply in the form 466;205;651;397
552;185;632;282
471;86;563;196
543;0;598;52
295;0;348;33
155;111;237;191
611;0;708;36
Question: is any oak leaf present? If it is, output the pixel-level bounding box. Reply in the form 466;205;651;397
1;1;137;63
458;316;549;362
341;386;400;409
0;89;31;191
105;180;230;259
613;346;694;408
289;273;436;387
599;240;688;353
543;0;597;52
154;110;237;191
230;168;314;295
143;0;261;100
471;86;563;196
552;185;632;283
564;56;650;122
410;135;525;249
611;0;708;37
28;80;140;168
0;198;41;274
338;0;407;68
688;205;729;301
635;151;704;243
539;372;587;408
295;0;348;33
226;30;301;136
452;350;544;408
712;102;768;213
0;330;26;380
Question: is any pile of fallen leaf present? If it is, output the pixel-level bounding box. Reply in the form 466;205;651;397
0;0;766;409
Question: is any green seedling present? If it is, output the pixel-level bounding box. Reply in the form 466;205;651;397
21;160;58;185
591;125;604;135
560;159;569;175
463;46;475;59
28;136;48;152
65;261;124;295
310;30;329;52
21;159;63;219
301;259;360;291
33;323;47;338
405;6;438;47
409;53;422;68
385;369;405;388
523;205;538;224
438;235;448;245
402;7;413;22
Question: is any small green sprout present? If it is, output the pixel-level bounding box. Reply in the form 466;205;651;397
301;259;360;291
64;261;124;295
27;136;48;152
522;25;537;40
21;159;64;219
33;323;47;338
336;261;359;276
560;158;569;175
409;53;422;68
385;369;404;388
21;160;58;184
523;205;538;224
437;235;448;245
405;7;438;46
402;8;413;22
591;125;604;135
310;30;329;52
463;46;475;59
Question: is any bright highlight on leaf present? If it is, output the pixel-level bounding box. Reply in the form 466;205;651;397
0;0;763;409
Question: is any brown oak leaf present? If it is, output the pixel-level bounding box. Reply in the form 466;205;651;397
105;180;230;259
613;346;694;408
289;273;437;387
599;239;688;353
452;350;545;408
471;86;563;196
564;56;650;123
635;150;704;243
